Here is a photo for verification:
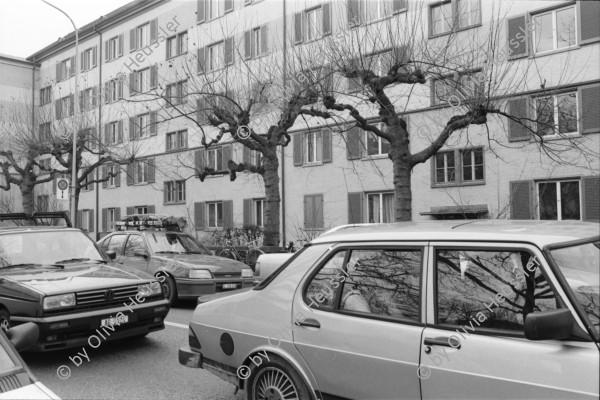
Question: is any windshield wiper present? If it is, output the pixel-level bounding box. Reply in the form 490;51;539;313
54;258;91;264
155;251;183;254
0;263;64;269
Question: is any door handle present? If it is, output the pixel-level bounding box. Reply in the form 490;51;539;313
295;318;321;329
424;336;461;349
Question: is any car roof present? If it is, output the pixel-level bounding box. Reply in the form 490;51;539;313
313;220;600;248
0;226;77;234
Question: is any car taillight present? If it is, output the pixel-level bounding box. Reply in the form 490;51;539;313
189;327;201;349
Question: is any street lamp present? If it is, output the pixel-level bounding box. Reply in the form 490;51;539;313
41;0;79;226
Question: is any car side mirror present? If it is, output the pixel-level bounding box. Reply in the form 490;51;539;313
133;249;149;258
106;250;117;260
210;250;216;256
6;322;39;352
524;308;573;341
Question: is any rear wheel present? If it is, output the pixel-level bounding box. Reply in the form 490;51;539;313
245;354;312;400
0;309;10;333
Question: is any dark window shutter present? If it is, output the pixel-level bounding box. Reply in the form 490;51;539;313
89;210;94;232
197;47;205;74
56;62;61;82
348;192;363;223
148;205;156;214
78;91;84;111
115;165;121;187
91;86;98;107
224;37;234;65
348;0;360;27
322;3;331;36
147;158;155;183
129;72;135;96
293;134;303;166
164;182;168;204
507;98;531;142
115;207;121;222
261;25;268;54
244;31;252;59
294;12;303;44
222;145;232;171
149;112;158;135
510;180;534;219
69;56;76;76
393;0;407;13
224;0;233;13
118;120;124;143
126;163;134;186
196;98;208;125
92;46;98;67
150;64;158;89
195;202;206;229
76;211;83;229
316;194;324;228
150;19;158;42
579;84;600;134
579;1;600;45
69;95;74;116
118;34;124;56
130;28;137;52
105;40;110;62
582;176;600;222
223;200;233;228
243;198;252;226
197;0;206;23
346;127;362;159
104;123;110;144
507;15;528;59
102;166;108;189
195;149;206;173
126;206;135;216
243;146;251;165
303;195;310;228
322;129;332;163
105;81;111;104
102;208;107;232
55;99;61;119
129;117;136;140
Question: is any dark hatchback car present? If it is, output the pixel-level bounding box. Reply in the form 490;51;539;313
0;213;169;351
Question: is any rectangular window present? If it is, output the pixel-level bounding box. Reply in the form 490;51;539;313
135;68;150;93
167;31;188;58
305;7;323;42
82;88;94;111
167;36;177;59
434;148;484;186
304;194;324;229
135;160;148;184
532;5;576;54
362;0;392;23
107;208;116;231
166;130;187;151
81;48;93;71
461;148;484;182
57;58;71;82
108;36;119;61
81;173;94;191
59;96;72;119
107;122;118;145
433;70;484;105
538;180;581;220
207;147;223;170
108;78;123;102
254;199;265;227
165;180;186;204
81;210;90;231
40;86;52;105
135;206;149;215
367;192;395;223
535;92;578;137
435;151;456;184
135;113;150;138
166;81;187;105
178;31;188;55
207;0;224;20
249;149;262;166
107;164;119;187
137;23;150;49
305;131;323;163
430;0;480;36
207;202;223;228
207;42;224;72
366;126;390;156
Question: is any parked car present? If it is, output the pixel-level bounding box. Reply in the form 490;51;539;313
180;221;599;400
98;215;255;304
0;322;60;399
0;213;169;352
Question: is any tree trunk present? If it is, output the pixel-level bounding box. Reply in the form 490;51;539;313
21;184;35;214
262;154;280;247
391;153;412;221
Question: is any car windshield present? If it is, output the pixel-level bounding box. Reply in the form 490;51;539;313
549;241;600;338
0;230;104;268
146;233;211;255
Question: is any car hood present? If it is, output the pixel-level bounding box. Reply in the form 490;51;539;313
1;263;153;295
154;253;249;272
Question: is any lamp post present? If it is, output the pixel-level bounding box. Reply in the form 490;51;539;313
41;0;79;226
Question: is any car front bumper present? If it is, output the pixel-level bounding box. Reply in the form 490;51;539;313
12;299;170;351
175;278;255;299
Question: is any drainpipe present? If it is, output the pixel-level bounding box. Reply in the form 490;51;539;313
281;0;287;246
94;26;102;240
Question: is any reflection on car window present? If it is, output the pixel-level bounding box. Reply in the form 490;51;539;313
304;248;422;321
124;235;145;257
436;249;558;332
105;235;126;254
147;233;210;254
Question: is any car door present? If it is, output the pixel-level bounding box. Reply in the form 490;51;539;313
120;233;151;273
292;243;426;400
419;242;599;400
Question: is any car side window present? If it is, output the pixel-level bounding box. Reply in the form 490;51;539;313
105;235;126;254
436;249;559;332
305;251;347;310
124;235;146;257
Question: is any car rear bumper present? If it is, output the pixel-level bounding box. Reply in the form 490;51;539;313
175;278;255;299
179;345;203;368
12;299;170;352
179;346;239;386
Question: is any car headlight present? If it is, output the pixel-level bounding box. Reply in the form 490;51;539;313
189;269;212;279
138;282;162;297
242;269;254;278
43;293;75;310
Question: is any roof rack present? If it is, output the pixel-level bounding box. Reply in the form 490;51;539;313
0;212;72;228
115;214;186;232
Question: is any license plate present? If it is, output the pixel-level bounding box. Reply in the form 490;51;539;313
222;283;237;289
101;314;128;327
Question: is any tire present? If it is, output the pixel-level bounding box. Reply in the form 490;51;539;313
0;309;10;333
245;354;312;400
218;249;238;261
159;274;177;305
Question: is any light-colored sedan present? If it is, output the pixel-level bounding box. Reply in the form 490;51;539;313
179;221;599;400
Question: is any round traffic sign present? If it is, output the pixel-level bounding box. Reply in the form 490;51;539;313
237;125;251;139
57;179;69;191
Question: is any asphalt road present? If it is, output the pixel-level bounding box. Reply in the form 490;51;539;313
22;301;245;400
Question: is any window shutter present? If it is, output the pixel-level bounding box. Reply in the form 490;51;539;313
194;202;206;229
91;86;98;108
147;158;155;183
102;166;108;188
316;194;324;228
195;149;206;174
509;180;534;219
393;0;407;13
222;145;232;171
243;199;252;226
197;47;205;74
105;81;111;104
104;123;110;144
293;134;303;166
89;210;94;232
56;62;61;82
579;84;600;134
69;95;74;116
579;1;600;45
115;207;121;222
348;192;363;223
102;208;107;232
118;120;124;143
196;98;207;124
582;176;600;222
129;72;135;96
223;200;233;228
294;12;303;44
244;31;252;59
197;0;206;23
126;163;134;186
126;206;135;216
105;41;109;62
243;146;251;165
507;15;528;59
79;92;84;112
129;117;136;140
507;98;531;142
92;46;98;67
346;127;362;159
322;3;331;36
150;19;158;42
322;129;332;163
224;0;233;13
76;211;83;229
118;34;124;56
164;182;169;204
224;37;234;65
150;64;158;89
90;127;97;149
348;0;360;27
117;79;123;99
149;112;158;135
148;205;156;214
130;28;137;52
69;56;76;76
80;51;85;72
115;165;121;187
55;99;61;119
261;25;269;55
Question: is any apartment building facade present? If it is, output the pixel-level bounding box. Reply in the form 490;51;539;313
2;0;597;244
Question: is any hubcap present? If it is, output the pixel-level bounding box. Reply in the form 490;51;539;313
253;367;298;400
0;318;9;332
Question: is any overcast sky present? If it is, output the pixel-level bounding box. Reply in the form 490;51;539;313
0;0;134;59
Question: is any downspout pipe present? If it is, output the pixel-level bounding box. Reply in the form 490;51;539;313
281;0;287;247
93;26;102;240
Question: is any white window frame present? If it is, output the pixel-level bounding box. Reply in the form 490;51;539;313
107;208;116;231
40;87;51;105
430;0;481;37
207;202;223;228
165;180;186;204
136;113;150;138
81;210;90;231
109;78;123;102
460;148;484;182
135;206;149;215
305;7;323;42
108;36;119;61
304;131;323;164
365;123;390;156
367;192;395;223
535;91;579;137
537;179;582;221
361;0;392;23
178;31;188;55
166;130;187;151
532;5;577;55
135;160;148;184
254;199;265;227
60;96;71;119
207;147;223;170
434;147;485;186
108;164;118;187
435;150;456;184
137;23;150;49
207;42;224;72
136;68;150;93
82;48;92;71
